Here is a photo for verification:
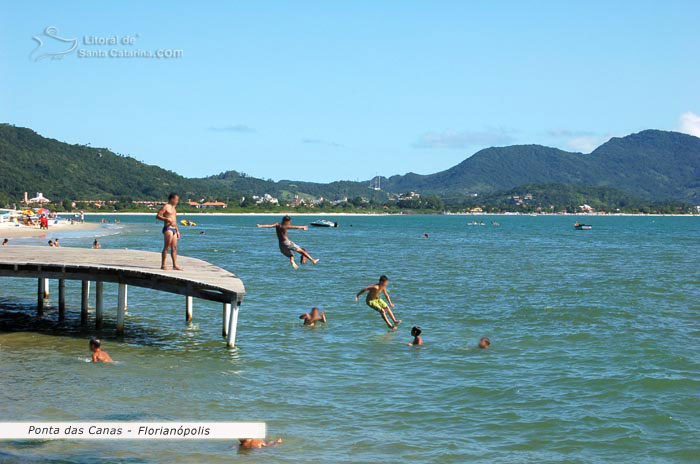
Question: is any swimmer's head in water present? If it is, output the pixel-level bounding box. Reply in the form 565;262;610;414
411;326;422;336
282;215;291;224
89;337;101;351
379;275;389;285
48;240;53;245
479;337;490;349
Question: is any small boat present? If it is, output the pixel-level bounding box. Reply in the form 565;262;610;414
310;219;338;228
574;222;592;230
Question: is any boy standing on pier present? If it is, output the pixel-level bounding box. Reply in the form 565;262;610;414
156;193;182;271
256;216;319;269
355;275;401;329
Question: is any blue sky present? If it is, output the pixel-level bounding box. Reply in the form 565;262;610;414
2;1;699;182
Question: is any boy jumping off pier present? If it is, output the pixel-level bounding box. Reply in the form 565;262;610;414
257;216;319;269
156;193;182;271
355;275;401;329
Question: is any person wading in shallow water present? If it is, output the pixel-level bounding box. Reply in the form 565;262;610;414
156;193;183;271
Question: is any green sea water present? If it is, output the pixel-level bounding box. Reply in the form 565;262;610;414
1;215;699;463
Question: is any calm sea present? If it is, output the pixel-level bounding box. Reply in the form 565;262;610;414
1;215;699;463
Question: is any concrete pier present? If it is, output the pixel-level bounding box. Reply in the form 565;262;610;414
0;246;245;346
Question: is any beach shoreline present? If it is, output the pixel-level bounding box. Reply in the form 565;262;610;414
80;212;700;217
0;222;100;238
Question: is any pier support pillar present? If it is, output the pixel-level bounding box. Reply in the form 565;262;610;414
226;301;240;348
43;278;50;299
185;296;193;322
81;281;89;325
116;284;126;335
123;285;128;314
95;281;104;329
58;279;65;320
222;303;231;337
37;278;44;317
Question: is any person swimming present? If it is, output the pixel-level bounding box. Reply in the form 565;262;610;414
299;307;327;327
237;438;282;449
89;338;113;363
408;326;423;346
478;337;490;349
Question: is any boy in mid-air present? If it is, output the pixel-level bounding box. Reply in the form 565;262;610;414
408;326;423;346
299;307;327;327
156;193;182;270
355;275;401;329
89;338;113;363
256;216;319;269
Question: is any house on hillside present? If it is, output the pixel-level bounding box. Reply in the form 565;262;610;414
25;192;50;204
199;201;227;209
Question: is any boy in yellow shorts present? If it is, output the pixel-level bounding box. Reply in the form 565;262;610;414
355;275;401;329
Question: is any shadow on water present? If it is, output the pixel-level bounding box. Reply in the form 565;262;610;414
0;298;173;349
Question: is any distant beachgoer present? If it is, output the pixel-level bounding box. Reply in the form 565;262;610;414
48;240;54;247
299;307;326;327
156;193;182;271
53;238;60;247
89;338;113;363
256;216;319;270
2;238;7;246
40;215;49;230
199;231;205;235
355;275;401;329
422;233;429;238
80;211;85;223
93;239;101;249
478;337;490;349
408;326;423;346
237;438;282;449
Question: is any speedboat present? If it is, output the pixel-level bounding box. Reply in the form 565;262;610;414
310;219;338;228
574;222;592;230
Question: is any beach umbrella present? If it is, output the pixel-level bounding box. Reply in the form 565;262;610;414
36;208;51;215
22;210;33;216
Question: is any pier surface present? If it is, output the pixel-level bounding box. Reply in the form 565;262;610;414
0;246;244;303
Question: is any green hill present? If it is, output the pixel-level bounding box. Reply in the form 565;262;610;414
0;124;382;205
381;130;700;202
1;124;698;207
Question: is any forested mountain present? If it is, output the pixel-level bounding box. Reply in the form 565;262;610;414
381;130;700;202
1;124;698;206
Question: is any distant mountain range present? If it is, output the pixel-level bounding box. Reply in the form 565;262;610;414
1;124;698;205
381;130;700;202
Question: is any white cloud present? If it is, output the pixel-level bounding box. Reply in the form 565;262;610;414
413;128;515;149
547;129;610;153
301;138;343;148
566;135;611;153
209;124;256;133
679;111;700;137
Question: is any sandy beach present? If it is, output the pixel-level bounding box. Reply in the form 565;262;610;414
0;222;99;238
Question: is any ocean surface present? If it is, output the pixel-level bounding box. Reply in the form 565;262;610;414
1;215;698;463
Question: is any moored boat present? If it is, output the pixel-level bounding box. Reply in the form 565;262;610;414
310;219;338;228
574;222;592;230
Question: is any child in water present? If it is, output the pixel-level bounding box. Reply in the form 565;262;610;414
237;438;283;449
89;338;113;363
478;337;490;349
299;307;327;327
355;275;401;329
408;326;423;346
